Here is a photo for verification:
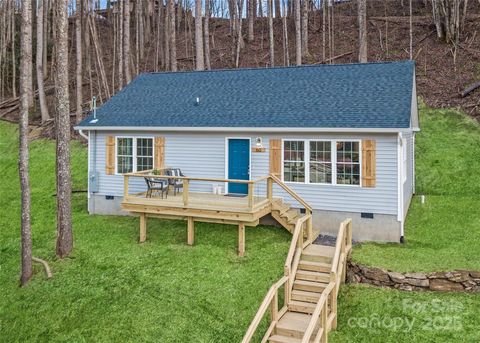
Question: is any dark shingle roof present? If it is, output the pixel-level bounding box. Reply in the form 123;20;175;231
77;61;415;129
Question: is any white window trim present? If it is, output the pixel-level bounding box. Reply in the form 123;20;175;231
281;138;362;187
115;136;155;175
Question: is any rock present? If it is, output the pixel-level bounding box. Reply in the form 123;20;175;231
405;272;427;280
462;280;477;289
428;272;448;279
469;271;480;278
388;271;406;283
395;284;413;291
448;271;470;283
360;266;390;283
405;278;429;287
429;279;464;292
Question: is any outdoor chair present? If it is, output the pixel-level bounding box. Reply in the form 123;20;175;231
165;168;185;196
144;177;168;199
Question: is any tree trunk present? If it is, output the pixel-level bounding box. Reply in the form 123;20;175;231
124;0;131;83
248;0;254;42
55;0;73;259
75;0;83;123
204;0;211;70
37;0;50;123
294;0;301;65
274;0;280;18
118;0;124;89
195;0;204;70
11;0;17;98
235;0;244;67
322;0;326;60
19;0;33;287
282;0;289;66
301;0;308;58
268;0;274;66
169;0;177;71
358;0;367;63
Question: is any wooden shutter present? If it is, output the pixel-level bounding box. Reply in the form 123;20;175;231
361;140;376;187
154;137;165;170
105;136;115;175
269;139;282;177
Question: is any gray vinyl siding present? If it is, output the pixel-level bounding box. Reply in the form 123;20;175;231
90;131;399;216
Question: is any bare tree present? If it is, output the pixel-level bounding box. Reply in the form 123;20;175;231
301;0;308;58
195;0;204;70
55;0;73;258
75;0;83;122
204;0;211;69
409;0;413;59
118;0;124;89
36;0;50;122
124;0;132;82
358;0;367;63
248;0;254;42
169;0;177;71
274;0;280;18
268;0;274;66
282;0;289;66
295;0;301;65
19;0;33;287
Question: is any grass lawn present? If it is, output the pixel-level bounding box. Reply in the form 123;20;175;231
1;111;479;342
352;107;480;272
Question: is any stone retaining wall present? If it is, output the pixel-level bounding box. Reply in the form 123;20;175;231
347;261;480;292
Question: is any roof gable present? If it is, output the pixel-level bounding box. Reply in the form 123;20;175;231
77;61;415;130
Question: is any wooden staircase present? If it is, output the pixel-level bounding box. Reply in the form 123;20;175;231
242;179;353;343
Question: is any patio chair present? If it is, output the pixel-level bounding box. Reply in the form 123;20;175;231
144;177;168;199
165;168;185;196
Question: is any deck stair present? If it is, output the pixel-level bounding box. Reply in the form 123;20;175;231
242;201;353;343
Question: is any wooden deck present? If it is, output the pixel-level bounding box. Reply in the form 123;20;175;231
121;171;313;256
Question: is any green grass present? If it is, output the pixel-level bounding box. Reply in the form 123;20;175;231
1;109;480;342
332;285;480;342
352;107;480;272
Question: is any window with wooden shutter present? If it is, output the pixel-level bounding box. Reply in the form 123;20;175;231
105;136;115;175
361;140;376;187
269;139;281;177
154;137;165;170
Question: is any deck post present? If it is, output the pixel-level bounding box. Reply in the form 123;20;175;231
238;223;245;257
247;183;254;211
267;177;273;202
187;217;194;245
124;175;129;200
306;209;313;241
139;213;147;243
183;179;189;206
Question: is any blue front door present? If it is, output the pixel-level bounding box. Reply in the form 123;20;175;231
228;139;250;194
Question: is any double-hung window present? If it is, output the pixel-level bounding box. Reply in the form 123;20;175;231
282;139;361;186
283;141;305;182
116;137;154;173
336;141;360;185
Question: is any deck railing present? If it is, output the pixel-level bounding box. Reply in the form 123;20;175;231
123;170;271;212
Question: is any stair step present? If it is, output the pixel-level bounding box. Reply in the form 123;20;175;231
301;245;336;263
288;300;317;314
269;334;302;343
275;311;312;339
293;279;328;293
291;289;322;303
281;208;299;221
298;260;331;273
296;270;330;283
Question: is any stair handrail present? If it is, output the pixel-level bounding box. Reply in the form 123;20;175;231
241;276;289;343
330;218;352;277
269;174;313;213
284;214;311;278
301;282;335;343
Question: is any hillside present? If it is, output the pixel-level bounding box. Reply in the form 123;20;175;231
1;1;480;133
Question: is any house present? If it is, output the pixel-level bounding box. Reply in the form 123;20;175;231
75;60;419;243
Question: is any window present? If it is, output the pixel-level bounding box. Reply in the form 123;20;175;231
283;141;305;182
282;139;361;186
136;138;153;171
309;141;332;184
336;141;360;185
116;137;153;173
117;138;133;173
